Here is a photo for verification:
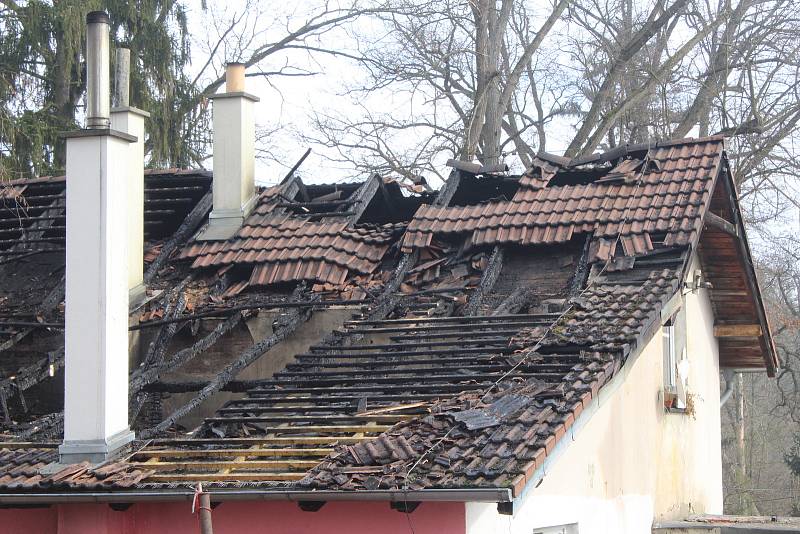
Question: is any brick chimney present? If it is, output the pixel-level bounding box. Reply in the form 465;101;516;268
199;62;260;240
59;11;135;464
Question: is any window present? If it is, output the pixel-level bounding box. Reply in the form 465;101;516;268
663;309;688;412
663;319;677;390
533;524;578;534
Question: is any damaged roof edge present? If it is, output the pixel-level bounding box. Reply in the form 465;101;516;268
0;487;512;505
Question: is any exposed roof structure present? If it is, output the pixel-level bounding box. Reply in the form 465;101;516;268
0;136;777;501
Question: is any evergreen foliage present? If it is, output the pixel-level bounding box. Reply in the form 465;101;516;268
0;0;203;179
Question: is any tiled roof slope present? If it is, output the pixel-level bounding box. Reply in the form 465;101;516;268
303;263;682;492
402;137;722;258
179;186;406;286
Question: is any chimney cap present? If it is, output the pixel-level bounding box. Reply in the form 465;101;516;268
86;11;111;24
225;63;246;93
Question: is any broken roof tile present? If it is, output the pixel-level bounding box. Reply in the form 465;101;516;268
402;137;723;259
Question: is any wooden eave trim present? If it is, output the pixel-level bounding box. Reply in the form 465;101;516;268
699;155;778;375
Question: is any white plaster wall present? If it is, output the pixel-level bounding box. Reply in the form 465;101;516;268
467;256;723;534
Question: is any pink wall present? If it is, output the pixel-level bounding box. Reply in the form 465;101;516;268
0;500;465;534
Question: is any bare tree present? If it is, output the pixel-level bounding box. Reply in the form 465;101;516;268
303;0;800;190
301;0;569;181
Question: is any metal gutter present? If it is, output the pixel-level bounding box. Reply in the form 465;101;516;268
0;488;512;505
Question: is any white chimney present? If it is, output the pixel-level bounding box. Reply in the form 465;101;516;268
59;11;135;464
199;62;259;240
111;47;150;306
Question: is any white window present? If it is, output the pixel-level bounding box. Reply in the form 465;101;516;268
663;309;688;411
663;319;677;390
533;525;578;534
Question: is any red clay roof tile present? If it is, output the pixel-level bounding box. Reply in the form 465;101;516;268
402;138;723;258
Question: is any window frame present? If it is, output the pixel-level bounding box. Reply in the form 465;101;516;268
662;308;688;413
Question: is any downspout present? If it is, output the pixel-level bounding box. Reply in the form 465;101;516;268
720;368;736;407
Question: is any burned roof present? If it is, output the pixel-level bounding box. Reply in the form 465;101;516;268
0;136;777;499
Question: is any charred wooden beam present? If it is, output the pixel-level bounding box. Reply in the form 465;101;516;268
0;226;66;235
0;248;64;256
223;394;442;406
388;329;533;341
362;250;418;322
13;411;64;441
277;363;572;376
139;292;315;439
492;287;536;315
130;298;370;330
300;347;513;358
346;174;381;224
141;284;189;369
146;381;491;395
433;169;461;207
251;371;554;387
0;276;66;406
144;186;206;194
344;313;556;326
569;234;593;299
0;237;63;245
130;312;244;394
247;383;512;395
204;414;411;424
342;320;547;335
144;197;194;205
274;200;354;210
308;338;509;351
132;448;334;458
291;209;358;220
279;148;312;186
15;193;65;202
129;282;190;424
465;246;504;316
